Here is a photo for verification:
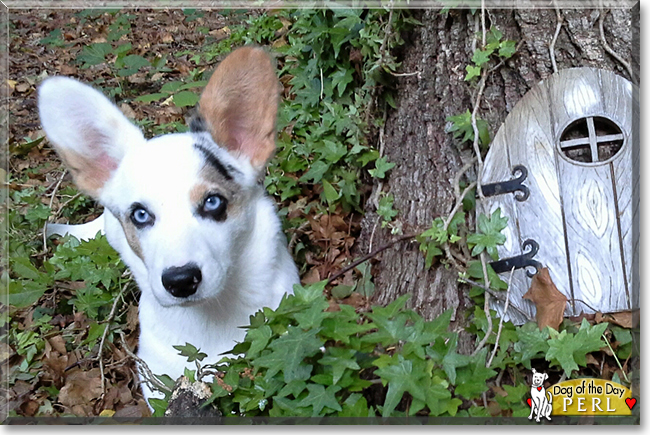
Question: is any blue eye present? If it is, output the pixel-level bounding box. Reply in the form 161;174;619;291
203;195;222;212
200;194;227;221
130;205;154;227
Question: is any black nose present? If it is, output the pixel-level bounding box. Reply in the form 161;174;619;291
161;263;202;298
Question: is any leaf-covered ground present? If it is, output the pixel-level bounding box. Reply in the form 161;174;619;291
2;7;638;421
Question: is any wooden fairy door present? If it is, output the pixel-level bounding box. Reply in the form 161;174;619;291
478;68;638;324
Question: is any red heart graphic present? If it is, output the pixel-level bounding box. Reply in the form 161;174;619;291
625;398;636;410
527;398;532;407
537;386;542;391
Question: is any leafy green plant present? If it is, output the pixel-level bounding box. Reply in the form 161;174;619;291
377;193;398;228
447;109;490;147
465;27;517;81
146;281;619;418
467;208;507;260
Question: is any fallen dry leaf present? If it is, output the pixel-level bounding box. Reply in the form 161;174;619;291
15;82;30;93
48;334;67;355
58;367;103;409
120;103;137;120
594;310;634;328
301;267;321;284
522;267;567;331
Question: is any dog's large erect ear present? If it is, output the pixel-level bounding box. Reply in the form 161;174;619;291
38;77;145;197
198;46;280;170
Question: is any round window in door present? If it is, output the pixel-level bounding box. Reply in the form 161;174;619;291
559;116;625;165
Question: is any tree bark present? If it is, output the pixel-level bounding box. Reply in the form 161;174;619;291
357;5;638;353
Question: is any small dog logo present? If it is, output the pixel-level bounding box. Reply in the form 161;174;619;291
528;368;552;422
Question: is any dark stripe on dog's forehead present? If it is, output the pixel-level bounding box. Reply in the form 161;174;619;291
194;141;234;181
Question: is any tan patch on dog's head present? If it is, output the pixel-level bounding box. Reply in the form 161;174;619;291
116;216;144;261
191;168;244;219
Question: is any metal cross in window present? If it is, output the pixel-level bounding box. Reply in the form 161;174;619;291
559;117;624;163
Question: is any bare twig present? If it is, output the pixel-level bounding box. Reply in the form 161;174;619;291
378;0;395;69
370;110;389;211
471;71;488;199
453;157;478;201
487;267;514;368
549;3;563;74
51;192;82;220
368;216;381;254
288;221;310;251
471;13;480;54
570;298;599;314
327;232;419;286
443;181;476;231
97;278;131;394
42;169;67;252
386;70;421;78
443;243;466;272
602;333;630;383
495;368;505;387
472;252;493;357
119;331;172;395
458;277;532;321
599;9;636;84
481;0;486;48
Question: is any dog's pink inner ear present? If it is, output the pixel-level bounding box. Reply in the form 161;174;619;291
198;47;280;169
55;129;119;198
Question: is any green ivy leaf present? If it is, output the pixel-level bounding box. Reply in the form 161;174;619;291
253;326;323;382
546;330;582;376
498;40;517;58
7;280;48;308
426;334;469;384
339;393;370;417
77;42;112;67
321;179;340;205
454;348;497;399
374;355;427;417
245;325;273;358
465;64;481;81
297;384;342;416
377;193;398;223
173;342;208;363
172;91;200;108
331;67;354;97
300;160;330;183
467;208;508;260
278;379;307;398
134;93;168;103
513;323;550;368
71;286;113;319
318;348;360;385
320;305;374;345
572;318;608;366
293;298;331;330
471;48;493;67
368;157;396;179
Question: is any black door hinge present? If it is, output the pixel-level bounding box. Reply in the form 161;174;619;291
489;239;542;278
480;165;530;201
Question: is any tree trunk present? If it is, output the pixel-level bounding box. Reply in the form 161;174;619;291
357;5;638;353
